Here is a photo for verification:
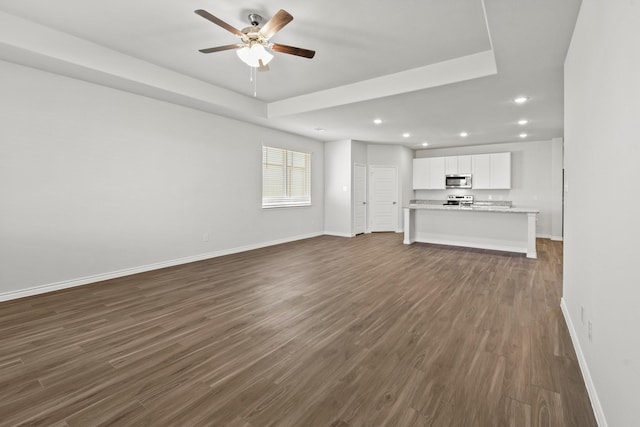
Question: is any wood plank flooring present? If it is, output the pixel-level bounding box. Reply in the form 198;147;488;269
0;234;597;426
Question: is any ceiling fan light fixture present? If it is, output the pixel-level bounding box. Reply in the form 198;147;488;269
236;44;274;68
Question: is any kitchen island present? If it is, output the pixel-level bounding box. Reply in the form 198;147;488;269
403;202;540;258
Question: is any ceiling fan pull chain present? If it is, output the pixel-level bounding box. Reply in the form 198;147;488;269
254;68;258;97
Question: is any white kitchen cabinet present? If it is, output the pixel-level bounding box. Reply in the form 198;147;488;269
429;157;445;189
471;152;511;189
472;154;492;189
444;155;472;175
413;158;430;189
417;153;509;190
490;152;511;189
445;157;458;175
458;155;472;174
413;157;445;189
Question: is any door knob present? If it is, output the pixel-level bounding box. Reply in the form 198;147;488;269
393;201;397;204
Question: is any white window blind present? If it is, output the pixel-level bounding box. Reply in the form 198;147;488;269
262;146;311;207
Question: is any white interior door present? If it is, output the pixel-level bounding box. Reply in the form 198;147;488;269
353;164;367;235
370;166;398;232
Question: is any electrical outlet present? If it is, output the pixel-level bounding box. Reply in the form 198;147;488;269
588;321;593;342
581;306;585;324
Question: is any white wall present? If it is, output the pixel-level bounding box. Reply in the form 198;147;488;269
550;137;564;239
399;146;415;220
564;1;640;426
415;139;560;239
351;140;367;166
0;60;324;299
324;139;352;237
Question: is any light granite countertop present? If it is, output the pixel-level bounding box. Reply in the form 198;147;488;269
406;202;539;214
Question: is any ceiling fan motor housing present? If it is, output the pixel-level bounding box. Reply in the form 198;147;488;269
241;14;267;48
248;13;263;27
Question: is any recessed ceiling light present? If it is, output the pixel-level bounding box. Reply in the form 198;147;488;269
518;119;529;125
402;132;411;138
514;96;529;104
520;133;528;138
314;127;326;132
373;118;383;125
421;142;429;147
460;132;468;137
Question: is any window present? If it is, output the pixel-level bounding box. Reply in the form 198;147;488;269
262;146;311;208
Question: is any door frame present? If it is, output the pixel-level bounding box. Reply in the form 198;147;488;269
368;164;399;232
353;163;367;235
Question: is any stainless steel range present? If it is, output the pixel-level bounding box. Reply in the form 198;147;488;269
443;195;474;206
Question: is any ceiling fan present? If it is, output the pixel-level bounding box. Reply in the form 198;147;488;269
195;9;316;71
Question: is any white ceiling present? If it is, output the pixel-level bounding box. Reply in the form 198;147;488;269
0;0;581;149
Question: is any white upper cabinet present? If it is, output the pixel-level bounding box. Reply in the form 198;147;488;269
413;157;445;189
471;152;511;189
429;157;445;189
444;157;458;175
413;158;430;189
458;155;472;174
444;155;472;175
472;154;492;189
415;152;510;190
490;152;511;189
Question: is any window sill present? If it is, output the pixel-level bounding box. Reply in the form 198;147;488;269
262;203;312;209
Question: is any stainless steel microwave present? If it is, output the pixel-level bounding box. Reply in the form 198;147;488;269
445;174;472;189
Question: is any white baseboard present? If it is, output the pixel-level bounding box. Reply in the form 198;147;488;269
0;232;323;303
414;236;527;255
323;231;353;238
536;233;563;241
560;298;608;427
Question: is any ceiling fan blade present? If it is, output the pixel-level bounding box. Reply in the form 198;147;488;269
271;43;316;59
194;9;243;37
199;44;244;54
260;9;293;39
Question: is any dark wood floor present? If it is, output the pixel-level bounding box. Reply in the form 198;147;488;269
0;234;597;426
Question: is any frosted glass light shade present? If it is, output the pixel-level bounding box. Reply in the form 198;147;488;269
236;44;274;67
